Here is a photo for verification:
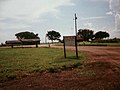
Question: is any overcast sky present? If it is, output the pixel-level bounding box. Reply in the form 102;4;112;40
0;0;120;43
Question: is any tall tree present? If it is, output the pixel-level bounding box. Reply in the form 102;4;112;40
46;30;61;43
15;31;40;40
94;31;109;39
78;29;94;41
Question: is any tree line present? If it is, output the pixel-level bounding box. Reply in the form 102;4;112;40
77;29;109;42
15;31;61;43
15;29;110;43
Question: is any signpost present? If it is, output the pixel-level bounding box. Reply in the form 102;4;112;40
63;13;78;59
63;36;78;58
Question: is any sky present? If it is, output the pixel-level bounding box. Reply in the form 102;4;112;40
0;0;120;43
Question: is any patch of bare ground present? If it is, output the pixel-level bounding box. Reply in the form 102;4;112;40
0;46;120;90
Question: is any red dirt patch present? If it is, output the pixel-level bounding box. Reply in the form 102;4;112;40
0;46;120;90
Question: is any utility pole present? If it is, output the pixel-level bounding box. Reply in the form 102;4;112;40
45;34;47;44
74;13;77;36
74;13;78;58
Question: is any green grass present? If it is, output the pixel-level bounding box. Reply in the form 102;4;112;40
0;47;86;82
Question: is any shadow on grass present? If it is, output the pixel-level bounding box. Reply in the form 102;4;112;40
65;56;80;60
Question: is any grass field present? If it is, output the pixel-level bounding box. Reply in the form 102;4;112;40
0;47;86;82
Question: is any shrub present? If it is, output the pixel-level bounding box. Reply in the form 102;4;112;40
93;39;120;43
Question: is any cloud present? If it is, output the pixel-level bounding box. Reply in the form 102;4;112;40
80;16;105;20
109;30;120;38
109;0;120;31
106;11;113;15
84;22;93;28
115;14;120;30
0;31;14;43
90;0;108;1
0;0;74;18
0;0;75;43
0;0;74;30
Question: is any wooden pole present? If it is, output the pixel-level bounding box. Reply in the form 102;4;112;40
63;38;66;58
74;13;78;58
75;36;78;58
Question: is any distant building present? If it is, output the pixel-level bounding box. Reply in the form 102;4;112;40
76;35;83;42
5;39;40;48
5;40;22;45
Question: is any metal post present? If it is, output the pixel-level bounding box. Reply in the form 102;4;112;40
75;36;78;58
63;38;66;58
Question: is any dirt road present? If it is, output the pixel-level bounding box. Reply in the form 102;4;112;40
0;46;120;90
79;46;120;64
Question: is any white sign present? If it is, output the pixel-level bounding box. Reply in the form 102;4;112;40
64;36;76;46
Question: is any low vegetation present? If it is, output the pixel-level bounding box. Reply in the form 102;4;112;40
55;41;120;46
0;47;86;82
78;42;120;46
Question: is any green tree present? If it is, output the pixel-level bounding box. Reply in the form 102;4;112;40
94;31;109;39
15;31;40;40
78;29;94;41
46;30;61;43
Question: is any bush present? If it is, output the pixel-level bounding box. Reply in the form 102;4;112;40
93;39;120;43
